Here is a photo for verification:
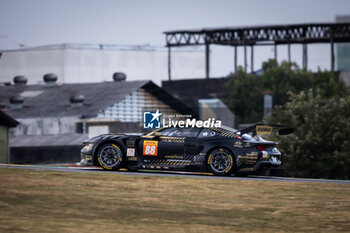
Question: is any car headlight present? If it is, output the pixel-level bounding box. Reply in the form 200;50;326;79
82;144;94;153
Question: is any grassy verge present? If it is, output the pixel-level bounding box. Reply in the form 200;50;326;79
0;168;350;232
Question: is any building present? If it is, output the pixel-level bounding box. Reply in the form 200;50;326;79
162;78;235;127
0;75;194;163
336;15;350;71
1;75;193;136
0;110;18;163
0;44;204;85
336;15;350;86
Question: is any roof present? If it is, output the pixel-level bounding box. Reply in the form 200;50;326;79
9;134;88;147
164;22;350;34
2;43;166;52
0;80;196;119
0;110;19;127
1;43;202;53
0;81;148;118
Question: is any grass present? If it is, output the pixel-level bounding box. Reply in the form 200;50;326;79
0;168;350;232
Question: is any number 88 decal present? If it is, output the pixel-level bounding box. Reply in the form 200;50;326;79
143;140;158;156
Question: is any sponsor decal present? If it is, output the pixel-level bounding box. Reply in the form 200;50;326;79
234;141;243;148
164;155;184;159
238;156;257;160
143;140;158;156
240;168;254;171
256;125;273;135
246;152;258;156
127;148;135;157
262;151;269;158
160;137;185;143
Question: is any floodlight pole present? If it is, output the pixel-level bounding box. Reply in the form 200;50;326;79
251;45;254;73
302;43;308;70
288;42;291;62
205;43;210;79
168;46;172;81
330;36;335;72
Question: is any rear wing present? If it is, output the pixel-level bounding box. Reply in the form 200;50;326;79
239;124;294;136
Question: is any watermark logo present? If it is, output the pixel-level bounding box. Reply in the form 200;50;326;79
143;109;162;129
163;118;221;128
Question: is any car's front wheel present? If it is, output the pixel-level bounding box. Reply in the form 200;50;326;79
97;143;124;171
207;148;235;176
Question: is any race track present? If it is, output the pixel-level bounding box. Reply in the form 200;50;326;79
1;163;350;184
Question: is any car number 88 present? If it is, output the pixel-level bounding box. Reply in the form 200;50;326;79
143;140;158;156
144;145;156;155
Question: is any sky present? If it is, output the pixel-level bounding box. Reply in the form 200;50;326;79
0;0;350;77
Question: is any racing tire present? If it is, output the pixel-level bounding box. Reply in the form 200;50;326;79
207;148;235;176
97;143;124;171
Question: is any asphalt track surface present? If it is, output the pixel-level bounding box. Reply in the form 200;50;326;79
1;164;350;184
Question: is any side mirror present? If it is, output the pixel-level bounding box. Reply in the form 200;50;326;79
154;132;162;137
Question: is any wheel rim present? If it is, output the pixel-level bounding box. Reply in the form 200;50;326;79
210;150;231;173
99;145;121;168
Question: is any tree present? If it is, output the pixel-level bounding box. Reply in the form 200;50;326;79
267;90;350;179
225;59;348;124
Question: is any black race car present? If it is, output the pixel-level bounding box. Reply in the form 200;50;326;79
79;124;293;176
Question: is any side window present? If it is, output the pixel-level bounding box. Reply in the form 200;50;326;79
199;128;217;138
159;128;178;136
179;128;200;137
160;128;200;137
166;128;182;137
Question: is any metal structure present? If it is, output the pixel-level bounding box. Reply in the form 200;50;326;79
164;23;350;79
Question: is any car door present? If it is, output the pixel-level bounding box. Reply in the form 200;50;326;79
140;128;185;160
183;128;201;156
158;127;185;159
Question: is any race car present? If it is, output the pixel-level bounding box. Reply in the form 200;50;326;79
79;124;293;176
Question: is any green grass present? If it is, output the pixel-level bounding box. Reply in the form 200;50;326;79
0;168;350;232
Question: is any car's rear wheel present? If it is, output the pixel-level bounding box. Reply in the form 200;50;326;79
97;143;124;171
207;148;235;176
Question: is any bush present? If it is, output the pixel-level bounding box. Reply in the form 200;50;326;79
268;90;350;179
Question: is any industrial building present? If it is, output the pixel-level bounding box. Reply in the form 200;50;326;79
0;43;204;85
0;74;194;163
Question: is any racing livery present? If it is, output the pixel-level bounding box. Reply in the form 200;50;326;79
80;124;293;176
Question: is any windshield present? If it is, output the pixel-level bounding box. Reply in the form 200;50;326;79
145;128;163;137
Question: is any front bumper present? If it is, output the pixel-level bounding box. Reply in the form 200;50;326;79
78;145;94;166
